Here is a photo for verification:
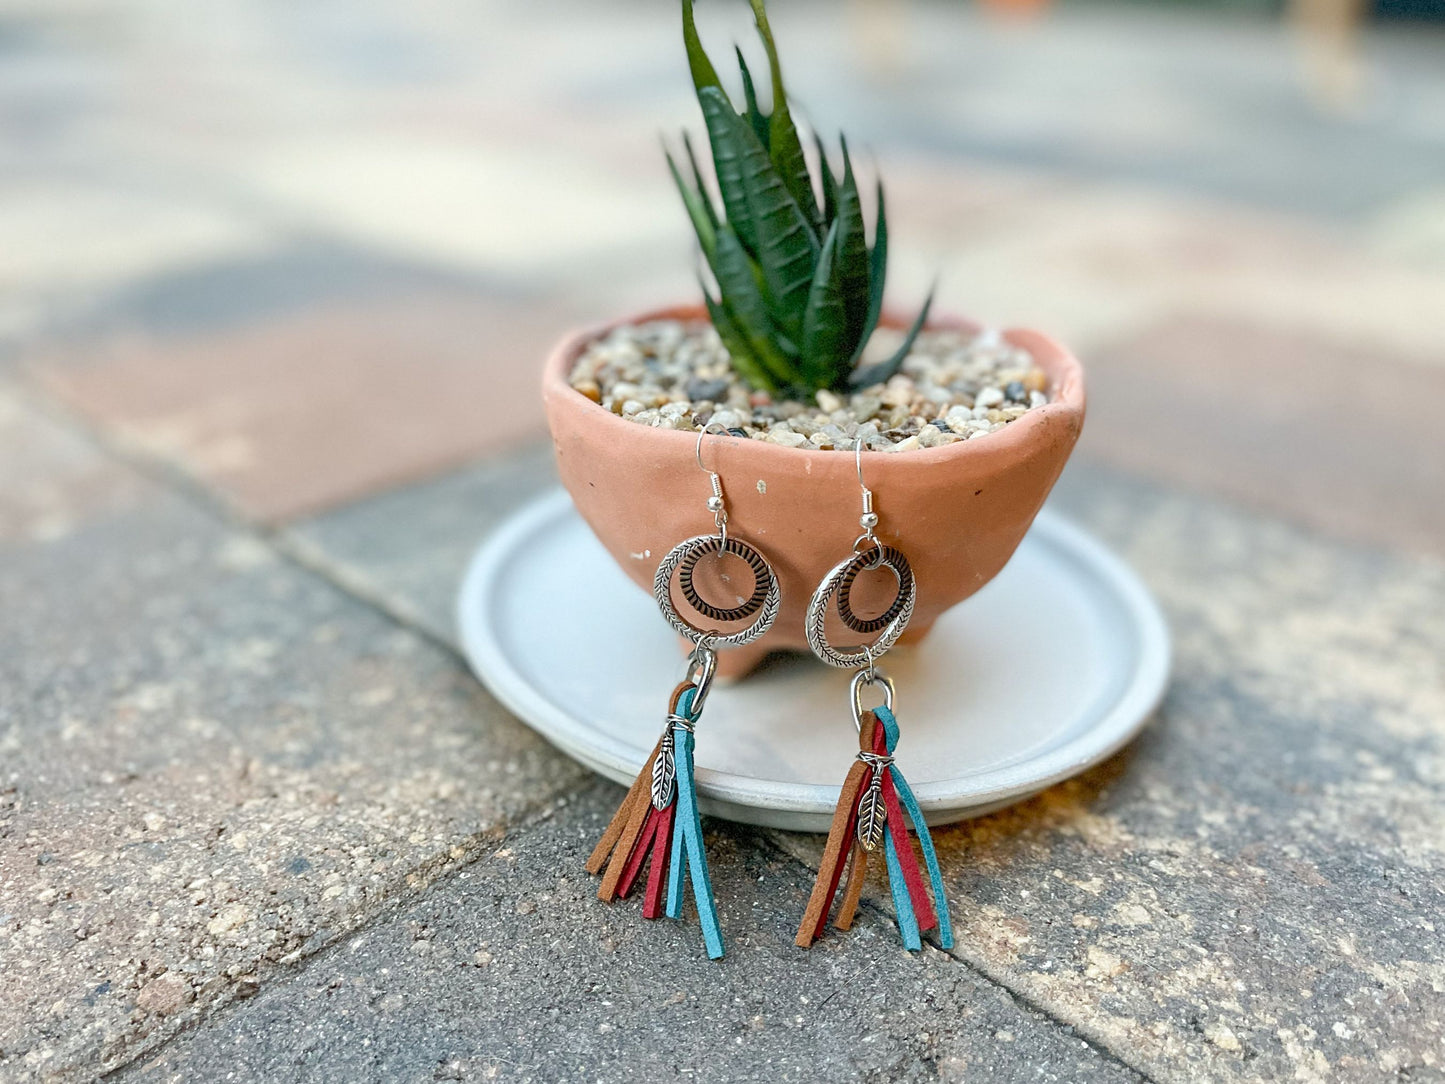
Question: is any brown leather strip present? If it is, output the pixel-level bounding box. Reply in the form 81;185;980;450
834;842;869;931
589;681;694;900
795;759;868;948
585;734;661;876
810;786;865;945
800;712;882;945
595;749;659;901
811;714;882;942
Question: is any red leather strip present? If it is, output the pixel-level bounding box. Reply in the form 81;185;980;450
641;803;676;920
617;803;663;900
878;756;937;934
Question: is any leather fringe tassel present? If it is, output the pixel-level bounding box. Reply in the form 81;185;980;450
796;706;953;951
586;681;724;959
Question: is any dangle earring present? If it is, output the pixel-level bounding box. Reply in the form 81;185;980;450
796;445;953;952
585;424;780;960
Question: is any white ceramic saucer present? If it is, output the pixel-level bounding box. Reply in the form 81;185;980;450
457;489;1170;832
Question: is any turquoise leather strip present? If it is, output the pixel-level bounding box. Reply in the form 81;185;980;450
674;727;725;959
662;687;725;959
664;689;694;920
876;705;955;951
665;791;687;918
883;826;922;951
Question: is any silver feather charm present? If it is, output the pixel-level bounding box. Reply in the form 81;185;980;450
651;731;677;810
856;777;887;852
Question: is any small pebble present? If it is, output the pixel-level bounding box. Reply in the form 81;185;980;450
766;429;809;448
976;386;1005;408
918;424;957;448
686;376;730;402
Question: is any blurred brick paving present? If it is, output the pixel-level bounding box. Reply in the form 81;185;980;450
2;1;1444;1081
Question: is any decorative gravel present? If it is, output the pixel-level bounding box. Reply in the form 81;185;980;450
568;320;1049;451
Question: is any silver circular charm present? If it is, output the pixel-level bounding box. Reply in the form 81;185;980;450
654;534;780;648
806;546;916;669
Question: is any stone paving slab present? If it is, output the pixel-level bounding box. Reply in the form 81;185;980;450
887;181;1445;378
1080;313;1445;558
286;451;1445;1083
283;442;555;646
30;284;563;524
120;784;1144;1084
0;385;146;546
0;395;585;1081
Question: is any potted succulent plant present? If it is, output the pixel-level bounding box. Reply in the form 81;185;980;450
543;0;1085;679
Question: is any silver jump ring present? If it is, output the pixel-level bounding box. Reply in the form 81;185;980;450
682;643;718;716
655;534;780;648
806;547;915;668
850;668;896;732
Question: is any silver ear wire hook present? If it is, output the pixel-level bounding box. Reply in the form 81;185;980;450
696;422;729;545
854;442;882;569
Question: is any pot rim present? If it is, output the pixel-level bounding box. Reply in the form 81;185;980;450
542;303;1085;468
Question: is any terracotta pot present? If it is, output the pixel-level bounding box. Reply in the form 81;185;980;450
542;304;1085;679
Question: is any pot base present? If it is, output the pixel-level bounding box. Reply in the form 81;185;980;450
457;489;1170;831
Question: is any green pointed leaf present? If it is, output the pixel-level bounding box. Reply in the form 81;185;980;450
698;85;759;256
847;284;936;389
747;0;820;234
709;224;798;386
703;281;778;393
681;0;723;96
815;134;838;226
699;87;818;344
666;144;717;259
735;47;771;151
834;137;871;349
848;178;889;366
802;222;851;388
682;132;718;232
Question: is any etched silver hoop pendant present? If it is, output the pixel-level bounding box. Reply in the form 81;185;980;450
805;444;916;671
587;423;780;962
795;443;953;954
652;425;781;650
